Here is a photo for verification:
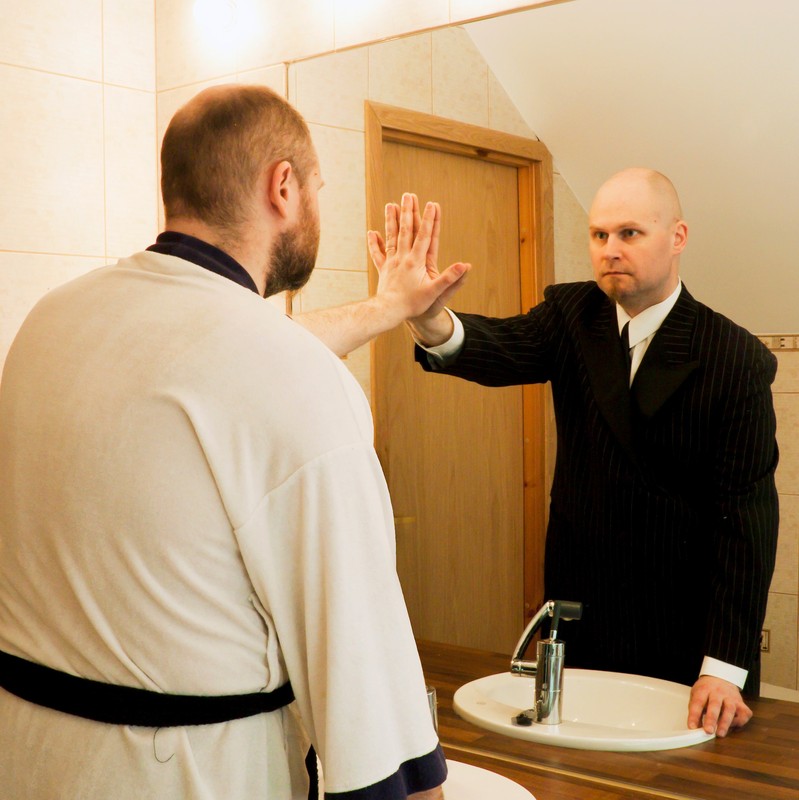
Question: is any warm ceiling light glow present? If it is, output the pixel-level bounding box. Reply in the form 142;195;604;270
193;0;237;34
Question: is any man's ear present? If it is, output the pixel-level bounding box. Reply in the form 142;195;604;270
266;160;295;220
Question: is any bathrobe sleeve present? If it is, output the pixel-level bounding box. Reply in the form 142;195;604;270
234;440;445;799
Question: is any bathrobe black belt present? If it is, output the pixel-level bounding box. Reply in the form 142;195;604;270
0;649;294;727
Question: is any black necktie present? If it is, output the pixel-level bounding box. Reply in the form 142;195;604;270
620;322;632;374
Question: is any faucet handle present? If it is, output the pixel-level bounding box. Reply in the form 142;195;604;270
549;600;583;641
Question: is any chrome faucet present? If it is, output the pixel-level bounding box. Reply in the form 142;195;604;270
510;599;582;725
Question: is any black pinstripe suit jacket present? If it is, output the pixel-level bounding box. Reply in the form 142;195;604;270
417;281;779;692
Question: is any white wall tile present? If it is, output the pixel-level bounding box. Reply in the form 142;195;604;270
0;0;102;80
0;253;107;372
334;0;448;50
238;0;335;75
309;124;368;272
368;33;433;115
104;86;158;258
237;64;287;96
450;0;544;24
432;27;489;127
0;65;106;256
103;0;156;90
156;0;239;90
292;50;368;131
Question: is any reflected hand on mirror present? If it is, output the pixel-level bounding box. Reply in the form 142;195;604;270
687;675;753;737
367;193;469;333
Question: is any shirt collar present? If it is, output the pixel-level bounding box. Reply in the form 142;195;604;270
147;231;260;295
616;279;682;348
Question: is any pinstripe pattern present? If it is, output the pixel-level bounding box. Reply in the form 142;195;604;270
417;282;779;692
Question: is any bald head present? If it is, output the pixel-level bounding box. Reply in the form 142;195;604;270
591;168;683;226
161;84;316;234
588;168;688;316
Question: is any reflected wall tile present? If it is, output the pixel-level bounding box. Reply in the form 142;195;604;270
368;33;433;115
774;394;799;495
105;87;158;258
762;591;798;690
309;124;367;272
773;493;799;595
103;0;156;90
0;253;107;371
296;268;368;313
773;351;799;394
554;172;590;284
488;71;536;138
1;0;102;80
292;50;368;131
432;27;489;127
0;65;105;256
334;0;448;50
239;0;335;74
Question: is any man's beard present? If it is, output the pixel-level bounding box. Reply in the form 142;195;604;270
263;199;320;297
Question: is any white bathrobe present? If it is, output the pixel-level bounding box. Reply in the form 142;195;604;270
0;250;439;799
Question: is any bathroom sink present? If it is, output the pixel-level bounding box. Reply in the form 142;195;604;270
453;669;715;751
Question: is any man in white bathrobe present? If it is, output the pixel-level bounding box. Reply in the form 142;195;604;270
0;85;463;800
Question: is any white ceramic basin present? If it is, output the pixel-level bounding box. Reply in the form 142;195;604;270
453;669;715;751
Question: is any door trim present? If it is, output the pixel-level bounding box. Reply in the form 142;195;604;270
364;101;554;622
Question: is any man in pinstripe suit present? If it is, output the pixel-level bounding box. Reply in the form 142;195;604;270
397;168;779;739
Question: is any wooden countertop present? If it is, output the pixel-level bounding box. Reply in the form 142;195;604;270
418;639;799;800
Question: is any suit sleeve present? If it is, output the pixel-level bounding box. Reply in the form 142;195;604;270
705;345;779;676
414;303;559;387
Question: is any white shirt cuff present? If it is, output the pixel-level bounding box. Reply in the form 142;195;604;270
416;308;465;364
699;656;748;689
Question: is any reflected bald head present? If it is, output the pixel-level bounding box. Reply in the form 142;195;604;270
161;84;315;232
591;167;683;225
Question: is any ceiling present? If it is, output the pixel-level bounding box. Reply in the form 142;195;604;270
466;0;799;333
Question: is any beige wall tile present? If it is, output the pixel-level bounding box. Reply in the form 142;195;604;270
450;0;544;23
239;0;335;75
432;27;489;127
368;33;433;115
309;124;368;272
104;87;158;258
488;71;536;138
156;0;239;90
292;49;368;131
0;253;107;371
0;65;106;256
774;493;799;595
774;394;799;495
238;65;287;96
554;172;590;284
762;591;798;690
103;0;156;90
773;350;799;394
1;0;102;80
334;0;448;50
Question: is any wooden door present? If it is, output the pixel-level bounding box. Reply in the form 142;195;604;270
366;104;553;654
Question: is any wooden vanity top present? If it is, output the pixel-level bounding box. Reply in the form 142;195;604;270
417;639;799;800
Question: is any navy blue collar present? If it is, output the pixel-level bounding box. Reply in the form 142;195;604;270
147;232;260;295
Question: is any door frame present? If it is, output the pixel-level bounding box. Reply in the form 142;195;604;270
364;101;554;621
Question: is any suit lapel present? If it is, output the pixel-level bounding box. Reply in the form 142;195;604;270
577;299;637;462
631;287;701;419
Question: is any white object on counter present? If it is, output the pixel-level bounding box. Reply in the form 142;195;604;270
444;760;535;800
